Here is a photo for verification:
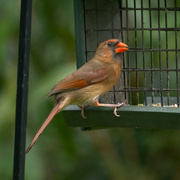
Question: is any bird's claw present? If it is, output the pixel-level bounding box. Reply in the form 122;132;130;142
80;107;86;119
78;105;87;119
117;102;126;107
114;107;120;117
113;102;126;117
81;111;86;119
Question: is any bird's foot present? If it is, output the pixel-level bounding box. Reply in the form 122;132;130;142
93;101;126;117
78;105;88;119
113;102;125;117
114;107;119;117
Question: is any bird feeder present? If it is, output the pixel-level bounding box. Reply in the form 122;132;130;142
63;0;180;130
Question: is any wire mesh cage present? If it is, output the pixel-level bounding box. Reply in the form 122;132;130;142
77;0;180;107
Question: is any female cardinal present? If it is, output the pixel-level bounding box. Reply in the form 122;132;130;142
26;39;128;154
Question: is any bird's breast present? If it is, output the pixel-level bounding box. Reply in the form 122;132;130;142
57;61;121;106
104;61;121;87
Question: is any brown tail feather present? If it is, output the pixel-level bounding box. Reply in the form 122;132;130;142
26;99;67;154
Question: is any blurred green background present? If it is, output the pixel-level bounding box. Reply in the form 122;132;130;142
1;0;180;180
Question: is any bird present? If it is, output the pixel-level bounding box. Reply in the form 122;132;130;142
25;39;128;154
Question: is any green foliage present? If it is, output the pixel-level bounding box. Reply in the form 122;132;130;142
1;0;180;180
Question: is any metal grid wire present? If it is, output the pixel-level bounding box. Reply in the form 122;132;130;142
83;0;180;106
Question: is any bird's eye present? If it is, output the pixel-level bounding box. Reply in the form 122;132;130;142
107;42;113;46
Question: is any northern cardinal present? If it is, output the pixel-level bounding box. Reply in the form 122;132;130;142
26;39;128;154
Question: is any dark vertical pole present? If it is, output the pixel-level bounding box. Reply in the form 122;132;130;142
13;0;32;179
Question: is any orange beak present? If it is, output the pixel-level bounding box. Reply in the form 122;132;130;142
115;42;128;53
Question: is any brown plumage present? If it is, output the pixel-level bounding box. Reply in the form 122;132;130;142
26;39;128;154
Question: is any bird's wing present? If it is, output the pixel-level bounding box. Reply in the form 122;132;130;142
49;69;108;96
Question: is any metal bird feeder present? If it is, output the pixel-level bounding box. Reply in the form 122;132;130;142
63;0;180;129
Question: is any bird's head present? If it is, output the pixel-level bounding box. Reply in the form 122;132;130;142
95;39;128;60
